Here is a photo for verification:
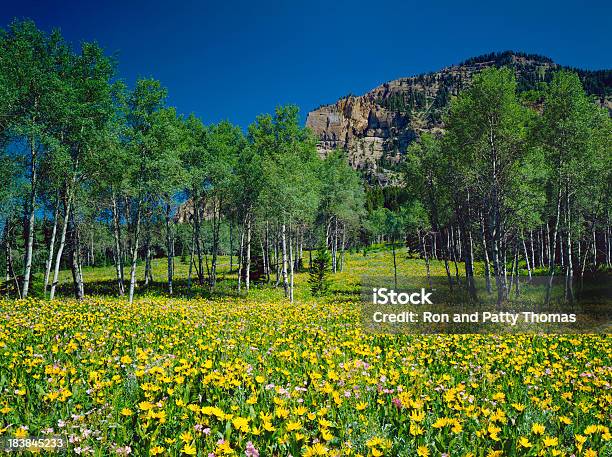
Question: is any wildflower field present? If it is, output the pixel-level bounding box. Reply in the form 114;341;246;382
1;251;610;456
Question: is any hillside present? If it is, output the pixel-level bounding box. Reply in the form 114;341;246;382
306;51;612;185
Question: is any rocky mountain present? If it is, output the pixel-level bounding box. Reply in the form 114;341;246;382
306;51;612;185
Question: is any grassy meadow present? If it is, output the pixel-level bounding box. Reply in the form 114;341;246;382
1;249;610;456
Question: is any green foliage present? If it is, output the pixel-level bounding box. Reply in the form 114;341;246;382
365;185;384;212
318;150;365;228
404;133;451;229
308;244;332;296
381;186;411;212
443;67;530;225
249;105;321;224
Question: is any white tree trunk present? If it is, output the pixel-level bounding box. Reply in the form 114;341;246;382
340;222;346;272
70;212;85;300
237;222;245;293
522;233;532;279
128;204;142;305
281;222;289;297
166;201;174;295
44;197;60;296
187;223;195;290
288;222;294;303
22;139;37;298
112;196;125;295
245;214;251;293
49;196;72;300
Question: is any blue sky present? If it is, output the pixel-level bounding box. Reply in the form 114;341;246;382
2;0;610;128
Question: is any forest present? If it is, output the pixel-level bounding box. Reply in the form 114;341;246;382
0;20;610;305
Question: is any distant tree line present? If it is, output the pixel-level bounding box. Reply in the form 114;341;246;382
370;67;611;302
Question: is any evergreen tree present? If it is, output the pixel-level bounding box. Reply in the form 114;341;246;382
308;244;332;296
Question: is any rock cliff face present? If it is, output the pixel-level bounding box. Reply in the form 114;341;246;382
306;51;611;185
305;94;414;185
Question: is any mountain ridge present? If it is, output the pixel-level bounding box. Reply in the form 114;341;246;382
305;51;612;185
